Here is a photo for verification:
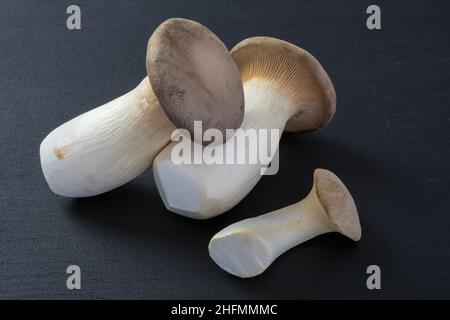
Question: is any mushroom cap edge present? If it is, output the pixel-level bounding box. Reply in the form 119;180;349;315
313;168;361;241
231;36;336;133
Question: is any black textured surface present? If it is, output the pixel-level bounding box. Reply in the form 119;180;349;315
0;0;449;299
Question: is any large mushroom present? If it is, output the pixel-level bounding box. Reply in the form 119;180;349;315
147;18;244;139
153;37;336;219
39;18;244;197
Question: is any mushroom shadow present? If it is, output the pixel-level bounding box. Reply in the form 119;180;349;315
65;173;220;251
213;132;394;226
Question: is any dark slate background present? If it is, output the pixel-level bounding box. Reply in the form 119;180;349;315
0;0;449;299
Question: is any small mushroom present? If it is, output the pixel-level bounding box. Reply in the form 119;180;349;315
208;169;361;278
40;18;243;197
153;37;336;218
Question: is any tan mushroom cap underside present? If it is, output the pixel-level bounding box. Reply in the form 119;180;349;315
231;37;336;133
147;18;244;138
313;169;361;241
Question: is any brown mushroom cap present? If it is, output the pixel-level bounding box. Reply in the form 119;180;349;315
231;37;336;133
313;168;361;241
147;18;244;139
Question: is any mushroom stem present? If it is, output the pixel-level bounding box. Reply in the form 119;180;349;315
154;79;293;218
208;169;361;278
208;191;335;278
239;79;294;132
40;77;174;197
251;193;338;253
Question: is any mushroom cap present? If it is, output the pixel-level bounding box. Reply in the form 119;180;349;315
231;37;336;133
313;169;361;241
147;18;244;139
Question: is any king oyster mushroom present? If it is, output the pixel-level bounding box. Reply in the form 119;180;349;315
209;169;361;278
39;18;244;197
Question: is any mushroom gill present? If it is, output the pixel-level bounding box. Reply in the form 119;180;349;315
231;37;336;132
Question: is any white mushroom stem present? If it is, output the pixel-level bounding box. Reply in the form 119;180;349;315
153;78;296;219
209;168;361;278
40;77;174;197
208;189;336;278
